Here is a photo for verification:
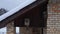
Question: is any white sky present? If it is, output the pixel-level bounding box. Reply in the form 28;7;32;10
0;0;26;10
0;27;19;33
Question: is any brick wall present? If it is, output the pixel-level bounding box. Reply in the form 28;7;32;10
7;22;16;34
47;0;60;34
20;27;33;34
49;0;60;4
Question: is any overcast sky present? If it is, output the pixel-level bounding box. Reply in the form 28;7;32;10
0;0;26;10
0;27;19;33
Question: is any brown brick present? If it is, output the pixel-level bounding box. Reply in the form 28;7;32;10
47;1;60;34
7;21;16;34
